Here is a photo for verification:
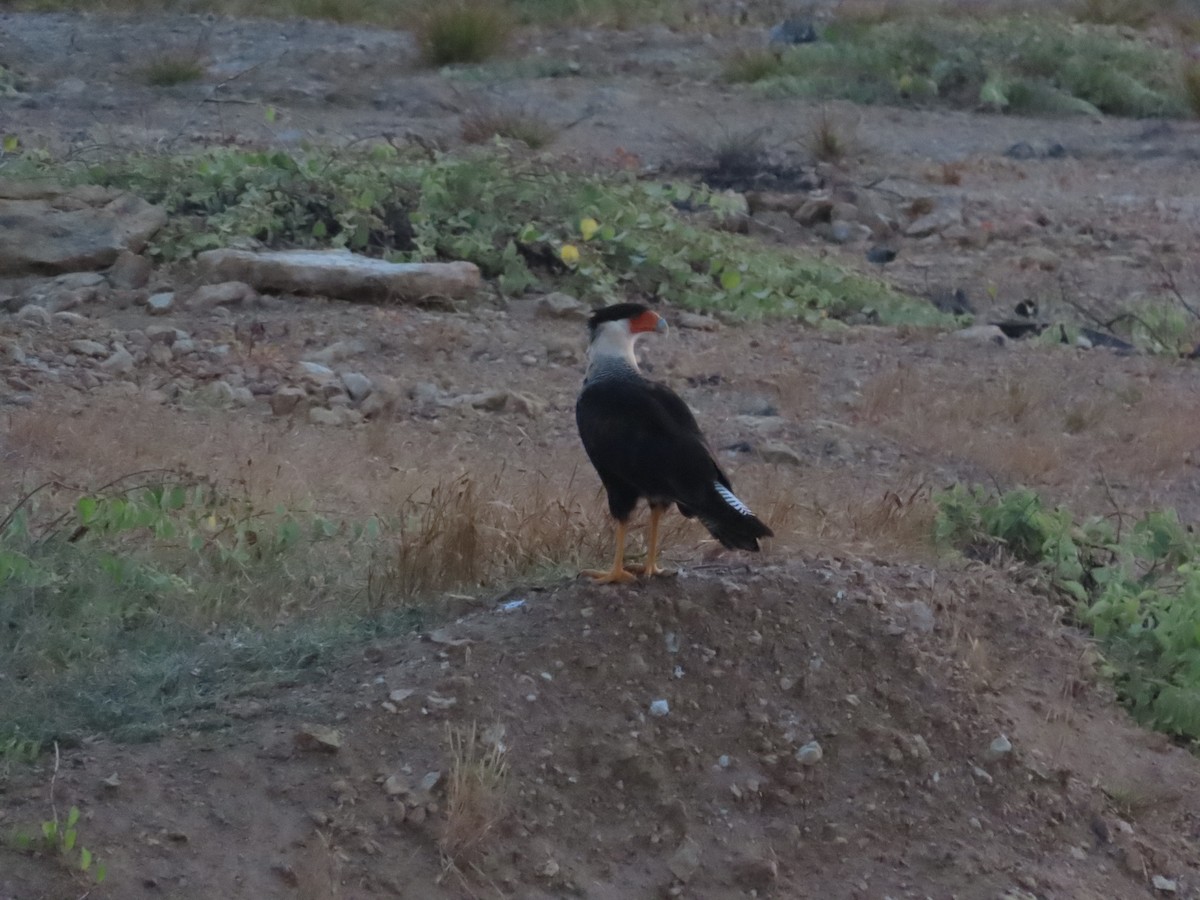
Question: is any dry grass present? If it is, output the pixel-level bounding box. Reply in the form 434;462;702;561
1184;59;1200;118
440;721;510;867
722;48;783;84
460;109;558;149
137;53;206;87
806;108;855;164
417;1;513;68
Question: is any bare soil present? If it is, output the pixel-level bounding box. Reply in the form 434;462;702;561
2;10;1200;900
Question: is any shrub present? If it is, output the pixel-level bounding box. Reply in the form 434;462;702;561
417;1;513;67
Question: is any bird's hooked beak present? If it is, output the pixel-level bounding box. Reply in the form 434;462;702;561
629;309;668;336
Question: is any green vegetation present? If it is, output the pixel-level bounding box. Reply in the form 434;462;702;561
8;145;941;325
730;16;1193;118
8;805;106;884
460;109;559;148
936;486;1200;743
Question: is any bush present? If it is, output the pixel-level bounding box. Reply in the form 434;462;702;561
417;1;514;67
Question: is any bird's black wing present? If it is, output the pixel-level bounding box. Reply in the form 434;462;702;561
576;377;727;511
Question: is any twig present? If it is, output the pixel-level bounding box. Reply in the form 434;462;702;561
50;741;61;829
1098;468;1126;544
1158;261;1200;320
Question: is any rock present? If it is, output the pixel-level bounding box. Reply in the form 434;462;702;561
536;292;589;320
305;339;366;365
677;312;720;331
769;17;817;45
795;741;823;766
1152;875;1178;893
668;837;702;883
905;200;963;238
543;336;580;363
745;191;807;215
146;291;175;314
100;346;135;375
308;406;362;426
148;343;173;365
299;360;336;381
412;382;444;406
649;699;670;717
15;304;52;327
108;251;152;290
467;389;509;412
507;390;545;417
760;442;803;467
197;248;481;303
1020;247;1061;271
0;187;167;275
269;386;308;415
793;198;834;227
185;281;256;311
68;339;108;358
734;855;778;891
986;734;1013;762
894;599;936;634
340;371;374;403
954;325;1007;346
294;724;342;753
0;339;25;365
199;380;251;407
383;775;410;797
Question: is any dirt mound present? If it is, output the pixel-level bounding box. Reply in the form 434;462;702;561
4;559;1197;899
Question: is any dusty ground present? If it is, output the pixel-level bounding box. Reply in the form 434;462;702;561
2;8;1200;900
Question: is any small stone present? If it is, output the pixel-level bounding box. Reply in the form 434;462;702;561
100;346;135;375
16;304;52;327
417;771;442;794
718;755;731;769
269;386;308;416
185;281;255;311
795;740;823;766
1152;875;1178;893
383;774;410;796
536;292;588;319
308;406;361;426
425;693;457;711
146;291;175;314
986;734;1013;762
954;325;1007;346
668;836;702;883
295;724;342;753
507;390;545;417
100;773;121;789
733;855;778;891
299;361;336;380
69;339;108;357
389;688;416;704
306;339;367;365
537;858;561;879
677;312;720;331
760;442;804;467
1020;246;1061;271
649;699;670;718
340;371;374;403
108;251;152;290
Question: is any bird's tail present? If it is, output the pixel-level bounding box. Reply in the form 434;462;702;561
696;482;774;552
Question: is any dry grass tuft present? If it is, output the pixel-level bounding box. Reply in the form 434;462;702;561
806;107;855;164
722;48;783;84
417;1;514;67
1073;0;1162;28
440;721;510;866
138;53;206;87
1183;59;1200;118
460;109;558;149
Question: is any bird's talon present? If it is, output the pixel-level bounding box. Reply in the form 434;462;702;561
627;564;675;577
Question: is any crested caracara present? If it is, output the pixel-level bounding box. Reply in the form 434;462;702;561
575;303;773;584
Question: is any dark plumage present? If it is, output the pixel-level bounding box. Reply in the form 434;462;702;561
575;303;772;583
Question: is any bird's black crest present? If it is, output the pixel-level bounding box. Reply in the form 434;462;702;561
588;303;652;337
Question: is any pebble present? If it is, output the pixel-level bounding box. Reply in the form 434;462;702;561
16;304;52;327
68;339;108;357
1152;875;1178;893
649;699;670;717
340;371;374;403
100;346;135;375
795;740;823;766
146;291;175;314
986;734;1013;762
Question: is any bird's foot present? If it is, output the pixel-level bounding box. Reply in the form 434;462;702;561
627;563;676;578
580;567;637;585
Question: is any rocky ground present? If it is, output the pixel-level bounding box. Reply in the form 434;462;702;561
2;8;1200;900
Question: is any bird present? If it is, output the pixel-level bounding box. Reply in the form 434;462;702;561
575;303;773;584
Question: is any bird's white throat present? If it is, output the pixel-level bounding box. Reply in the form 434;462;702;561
585;320;641;380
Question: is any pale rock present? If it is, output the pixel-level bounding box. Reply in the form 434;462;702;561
745;191;807;215
100;345;135;375
760;441;804;467
0;187;166;275
954;325;1007;346
69;339;108;358
677;312;720;331
905;200;963;238
795;740;823;766
185;281;256;311
145;325;185;345
308;406;362;427
294;724;342;753
269;386;308;416
16;304;52;327
108;251;152;290
668;837;702;883
146;291;175;315
340;371;374;403
507;390;545;417
305;339;366;365
299;361;336;380
197;248;481;302
1020;246;1061;271
537;292;589;320
148;343;174;365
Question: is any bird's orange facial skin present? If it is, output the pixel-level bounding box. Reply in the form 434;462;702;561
628;310;663;334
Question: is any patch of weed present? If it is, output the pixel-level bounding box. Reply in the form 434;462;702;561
22;145;944;325
417;1;513;67
936;486;1200;743
723;48;784;84
807;107;854;164
138;53;206;87
750;15;1190;118
460;109;558;149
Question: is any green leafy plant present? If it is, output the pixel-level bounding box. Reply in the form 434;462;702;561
23;145;946;326
936;485;1200;742
138;53;206;87
9;805;107;884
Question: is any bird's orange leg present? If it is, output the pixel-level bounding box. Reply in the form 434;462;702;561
581;520;636;585
628;506;670;577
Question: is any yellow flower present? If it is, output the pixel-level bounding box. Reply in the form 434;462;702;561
580;217;599;241
560;244;580;265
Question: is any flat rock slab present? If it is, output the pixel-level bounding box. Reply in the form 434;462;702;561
0;184;167;276
197;249;481;303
